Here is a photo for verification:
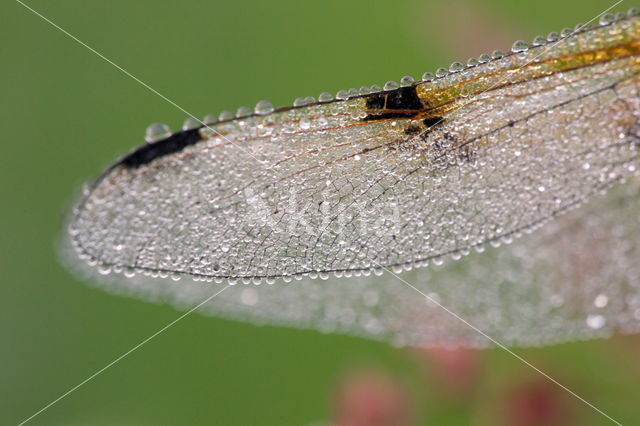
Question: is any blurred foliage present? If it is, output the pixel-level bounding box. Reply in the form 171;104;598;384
1;0;638;425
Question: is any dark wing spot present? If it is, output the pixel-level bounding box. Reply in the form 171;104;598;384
404;123;422;135
363;86;424;122
365;94;386;110
362;112;422;121
423;116;443;128
385;86;423;111
120;128;203;169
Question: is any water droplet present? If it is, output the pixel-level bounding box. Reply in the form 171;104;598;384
600;13;615;25
400;75;414;87
586;314;606;329
466;58;479;67
532;35;546;46
68;223;80;236
359;86;371;95
594;294;608;308
547;31;560;42
369;84;382;92
628;7;639;17
182;117;200;130
511;40;529;53
336;89;350;100
266;277;276;285
449;62;464;73
170;272;181;281
145;123;171;143
421;72;434;82
98;264;112;275
254;100;274;115
203;114;217;125
478;53;491;63
236;106;252;118
282;276;292;283
560;27;573;38
302;96;316;106
218;110;233;121
384;81;399;91
318;92;334;102
491;50;504;59
299;117;311;130
574;23;585;32
435;67;448;78
293;97;307;107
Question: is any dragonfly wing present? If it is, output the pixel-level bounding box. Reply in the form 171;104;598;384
63;14;640;346
69;28;640;279
68;179;640;347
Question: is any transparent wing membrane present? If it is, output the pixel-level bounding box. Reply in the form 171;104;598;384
66;179;640;348
64;11;640;347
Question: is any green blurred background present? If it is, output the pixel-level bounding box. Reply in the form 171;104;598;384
2;0;639;424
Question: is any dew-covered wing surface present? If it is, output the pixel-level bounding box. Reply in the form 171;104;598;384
63;12;640;347
69;14;640;280
68;180;640;347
